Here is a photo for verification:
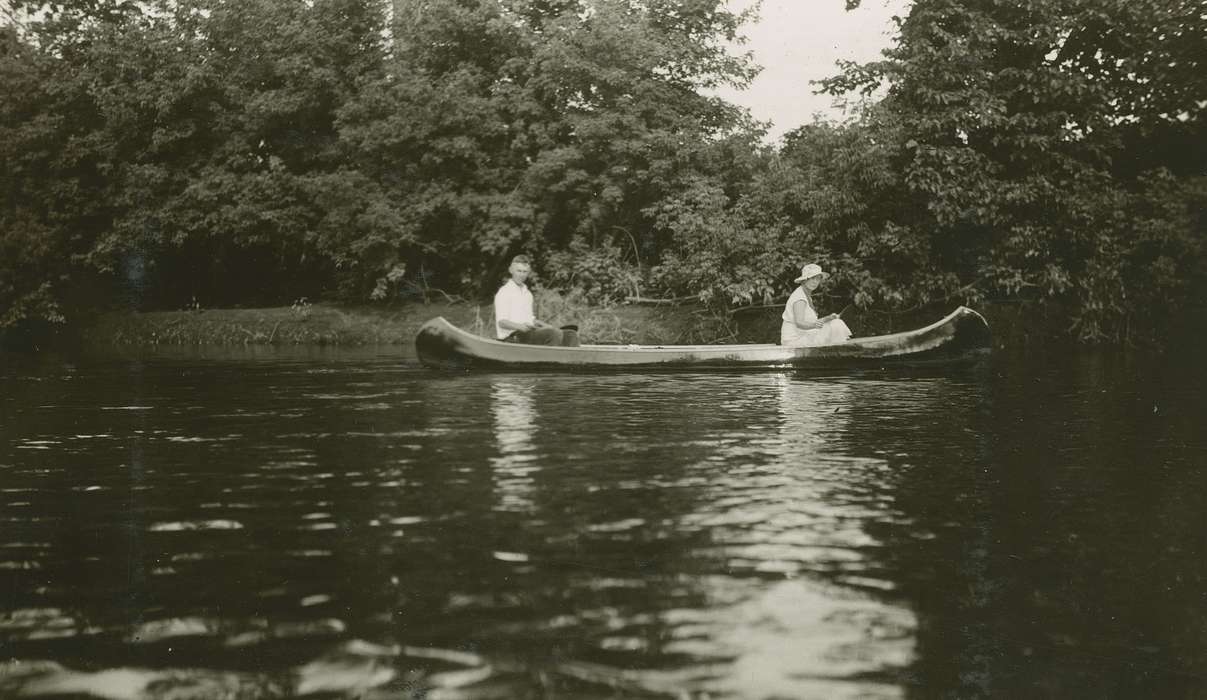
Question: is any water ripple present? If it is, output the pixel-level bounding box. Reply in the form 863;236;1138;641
3;356;1204;697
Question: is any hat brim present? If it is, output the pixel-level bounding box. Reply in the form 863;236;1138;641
794;272;829;283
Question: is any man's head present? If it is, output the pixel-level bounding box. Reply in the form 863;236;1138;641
509;255;532;285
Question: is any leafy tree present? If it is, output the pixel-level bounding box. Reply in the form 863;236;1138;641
1;20;111;327
3;0;764;327
100;0;396;305
7;0;1201;346
2;0;401;316
825;0;1207;340
341;0;760;299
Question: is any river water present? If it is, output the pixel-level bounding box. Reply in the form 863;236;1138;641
1;347;1205;699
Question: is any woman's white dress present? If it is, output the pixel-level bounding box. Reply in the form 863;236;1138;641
780;287;852;347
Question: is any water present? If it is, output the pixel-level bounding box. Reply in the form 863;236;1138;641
1;348;1205;698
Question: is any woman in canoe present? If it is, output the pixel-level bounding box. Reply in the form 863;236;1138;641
781;263;852;347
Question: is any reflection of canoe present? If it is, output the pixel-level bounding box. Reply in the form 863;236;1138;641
415;306;991;370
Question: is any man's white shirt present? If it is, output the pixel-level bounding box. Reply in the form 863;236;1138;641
494;280;535;339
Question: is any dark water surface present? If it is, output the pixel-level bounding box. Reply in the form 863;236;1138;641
2;348;1206;699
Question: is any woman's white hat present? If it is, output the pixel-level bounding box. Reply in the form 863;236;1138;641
793;263;828;283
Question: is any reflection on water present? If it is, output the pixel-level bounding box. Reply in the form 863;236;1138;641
491;378;538;513
2;353;1207;698
640;376;916;697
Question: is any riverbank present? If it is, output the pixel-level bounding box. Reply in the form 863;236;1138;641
36;298;1078;351
76;300;715;348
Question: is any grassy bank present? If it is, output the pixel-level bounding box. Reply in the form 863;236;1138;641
78;299;717;348
73;297;1055;350
82;303;462;347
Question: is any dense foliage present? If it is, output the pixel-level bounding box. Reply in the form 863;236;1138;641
822;0;1207;340
1;0;1203;342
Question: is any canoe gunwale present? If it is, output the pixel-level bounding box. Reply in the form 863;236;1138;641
415;306;991;370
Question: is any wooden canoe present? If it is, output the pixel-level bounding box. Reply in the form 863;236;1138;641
414;306;991;370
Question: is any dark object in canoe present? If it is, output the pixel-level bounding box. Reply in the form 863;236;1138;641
415;306;991;370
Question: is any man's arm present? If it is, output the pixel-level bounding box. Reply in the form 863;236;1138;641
498;318;535;332
495;287;535;332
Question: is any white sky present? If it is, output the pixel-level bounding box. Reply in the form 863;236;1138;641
716;0;912;141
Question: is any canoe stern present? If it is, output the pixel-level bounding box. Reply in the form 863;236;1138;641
415;318;481;370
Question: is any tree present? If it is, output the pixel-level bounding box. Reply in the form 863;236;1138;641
341;0;760;299
1;20;111;327
3;0;764;324
2;0;399;319
824;0;1207;340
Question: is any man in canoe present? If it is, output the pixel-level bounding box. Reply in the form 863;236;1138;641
781;263;853;347
494;255;574;346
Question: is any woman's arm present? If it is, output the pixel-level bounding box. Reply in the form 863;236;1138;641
791;300;827;330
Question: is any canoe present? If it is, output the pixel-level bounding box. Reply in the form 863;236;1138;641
414;306;991;370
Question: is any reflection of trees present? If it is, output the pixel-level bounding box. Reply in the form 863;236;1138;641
849;358;1207;699
656;374;917;698
14;358;1203;697
812;372;994;699
422;373;947;697
825;365;1203;699
417;374;728;672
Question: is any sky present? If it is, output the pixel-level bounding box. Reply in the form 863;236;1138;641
715;0;912;141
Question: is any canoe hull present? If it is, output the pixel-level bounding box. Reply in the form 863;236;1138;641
415;306;991;370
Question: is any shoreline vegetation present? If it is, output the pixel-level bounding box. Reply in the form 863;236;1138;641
75;300;698;349
3;1;1202;349
64;298;1047;352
